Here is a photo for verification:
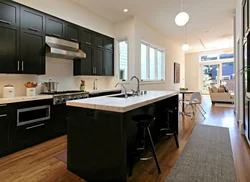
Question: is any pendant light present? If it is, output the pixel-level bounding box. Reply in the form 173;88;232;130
182;25;190;51
175;0;189;26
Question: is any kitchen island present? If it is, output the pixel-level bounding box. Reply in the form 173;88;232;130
66;91;179;182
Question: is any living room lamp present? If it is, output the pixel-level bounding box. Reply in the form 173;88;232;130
182;25;190;51
175;0;189;26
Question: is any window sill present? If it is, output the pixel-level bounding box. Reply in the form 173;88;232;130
140;80;165;85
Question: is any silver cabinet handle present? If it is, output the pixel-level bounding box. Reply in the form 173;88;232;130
97;45;103;48
70;38;78;42
94;67;97;74
85;42;91;45
28;27;39;32
18;61;20;71
0;114;7;118
22;61;24;71
0;19;11;25
26;123;45;130
93;67;95;74
0;104;7;107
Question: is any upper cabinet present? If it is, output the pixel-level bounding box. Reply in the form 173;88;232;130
46;15;65;38
93;33;104;49
0;25;19;73
80;29;92;46
21;6;45;34
0;0;20;27
104;37;114;51
65;23;80;42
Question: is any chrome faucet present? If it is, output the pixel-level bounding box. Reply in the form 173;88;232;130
131;76;140;95
93;79;98;90
115;83;128;98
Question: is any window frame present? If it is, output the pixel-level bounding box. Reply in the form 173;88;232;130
117;38;129;81
140;40;165;83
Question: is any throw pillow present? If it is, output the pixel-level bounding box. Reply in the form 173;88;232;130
212;85;218;93
218;87;225;93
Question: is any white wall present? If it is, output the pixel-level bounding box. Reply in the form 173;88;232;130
113;17;185;91
185;48;234;91
0;0;116;97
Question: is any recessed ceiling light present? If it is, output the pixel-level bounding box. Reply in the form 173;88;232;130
123;9;128;13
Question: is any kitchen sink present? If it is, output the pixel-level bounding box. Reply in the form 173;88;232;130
109;93;134;98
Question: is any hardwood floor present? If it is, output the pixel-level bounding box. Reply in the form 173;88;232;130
0;96;249;182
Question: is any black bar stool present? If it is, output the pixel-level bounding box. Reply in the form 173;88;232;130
160;108;179;148
129;114;161;176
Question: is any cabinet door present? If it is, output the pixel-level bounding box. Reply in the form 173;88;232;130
0;25;19;73
0;0;20;27
21;6;45;34
103;51;114;76
92;49;103;75
74;46;92;75
20;30;45;74
93;34;103;49
104;37;114;51
80;29;92;46
46;16;65;38
65;23;80;42
0;112;9;156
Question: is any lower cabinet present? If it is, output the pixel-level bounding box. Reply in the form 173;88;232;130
0;112;9;157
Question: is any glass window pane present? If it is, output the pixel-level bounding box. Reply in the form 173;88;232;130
149;47;156;80
222;62;234;92
141;44;147;80
219;53;234;60
201;55;218;61
157;51;163;80
119;40;128;80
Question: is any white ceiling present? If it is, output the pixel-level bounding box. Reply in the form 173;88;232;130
73;0;236;53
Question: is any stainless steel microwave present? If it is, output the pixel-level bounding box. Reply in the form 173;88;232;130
17;105;50;127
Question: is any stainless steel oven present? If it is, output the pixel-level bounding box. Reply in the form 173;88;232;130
17;105;50;127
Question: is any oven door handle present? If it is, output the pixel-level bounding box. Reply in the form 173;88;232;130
26;123;45;130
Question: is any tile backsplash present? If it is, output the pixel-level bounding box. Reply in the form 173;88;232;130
0;57;116;97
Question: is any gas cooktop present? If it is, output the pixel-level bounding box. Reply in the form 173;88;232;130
41;90;87;95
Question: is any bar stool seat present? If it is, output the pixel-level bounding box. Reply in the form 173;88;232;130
129;114;161;177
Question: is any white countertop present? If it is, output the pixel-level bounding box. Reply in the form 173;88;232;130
0;95;53;105
66;90;179;113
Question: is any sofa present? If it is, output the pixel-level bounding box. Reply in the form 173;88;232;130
208;86;234;103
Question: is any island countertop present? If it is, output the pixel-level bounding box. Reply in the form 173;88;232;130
66;90;179;113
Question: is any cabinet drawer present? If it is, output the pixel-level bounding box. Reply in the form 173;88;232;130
80;29;92;46
92;34;103;49
21;6;45;33
0;0;20;27
46;15;65;38
0;104;8;115
65;23;80;42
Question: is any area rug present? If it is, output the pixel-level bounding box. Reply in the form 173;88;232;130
166;124;236;182
54;150;67;164
214;103;234;108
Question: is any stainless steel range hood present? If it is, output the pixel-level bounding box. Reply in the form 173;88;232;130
45;36;86;60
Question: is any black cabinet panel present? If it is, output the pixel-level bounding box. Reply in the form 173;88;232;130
80;29;92;46
93;34;103;49
0;112;9;156
46;16;65;38
0;0;20;27
104;37;114;51
0;25;19;73
20;30;45;74
92;49;103;75
21;6;45;33
65;23;80;42
103;51;114;76
74;46;92;75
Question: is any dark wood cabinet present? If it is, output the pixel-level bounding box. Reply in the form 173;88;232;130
0;104;9;157
20;30;45;74
21;6;45;34
74;46;92;75
80;29;92;46
92;49;103;75
103;51;114;76
93;33;104;49
0;0;20;27
46;15;65;38
0;25;19;73
65;23;80;42
104;37;114;51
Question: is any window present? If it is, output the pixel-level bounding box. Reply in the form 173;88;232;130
118;39;128;80
140;42;165;81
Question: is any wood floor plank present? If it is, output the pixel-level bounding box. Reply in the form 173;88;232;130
0;96;249;182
